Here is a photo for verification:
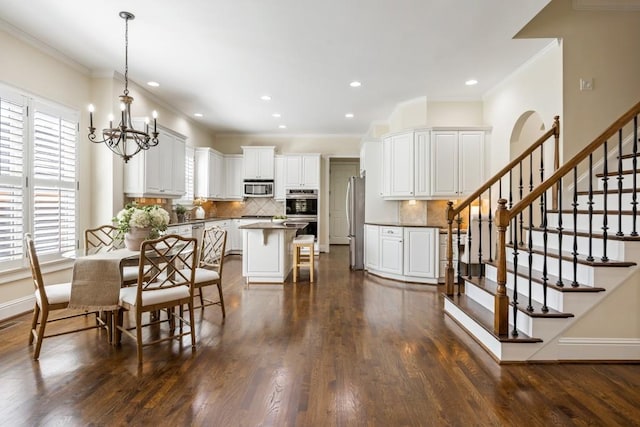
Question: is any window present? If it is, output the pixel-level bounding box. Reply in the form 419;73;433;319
0;85;78;269
184;145;194;202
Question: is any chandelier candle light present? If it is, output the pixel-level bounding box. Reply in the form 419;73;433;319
88;11;159;163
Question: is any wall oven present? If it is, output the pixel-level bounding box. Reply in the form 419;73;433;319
285;189;318;240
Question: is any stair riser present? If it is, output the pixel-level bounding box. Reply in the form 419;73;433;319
597;173;640;191
485;264;567;311
527;228;628;262
546;212;638;237
502;249;629;286
576;193;638;210
621;157;639;170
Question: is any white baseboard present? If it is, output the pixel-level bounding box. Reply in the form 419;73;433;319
557;337;640;360
0;295;34;322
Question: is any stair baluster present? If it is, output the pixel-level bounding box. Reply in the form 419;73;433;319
542;190;549;313
518;161;524;246
456;212;463;295
467;207;473;279
488;187;493;262
632;115;638;236
508;170;513;245
527;156;534;311
587;153;595;262
571;167;579;287
539;144;545;227
556;177;564;287
477;196;483;277
616;129;624;236
601;141;609;262
511;218;519;336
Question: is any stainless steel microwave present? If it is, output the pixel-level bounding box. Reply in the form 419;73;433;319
243;180;274;197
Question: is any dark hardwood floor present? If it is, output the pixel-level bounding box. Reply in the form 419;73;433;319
1;245;639;426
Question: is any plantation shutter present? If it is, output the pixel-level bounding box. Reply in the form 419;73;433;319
0;91;26;265
184;145;194;202
31;101;77;258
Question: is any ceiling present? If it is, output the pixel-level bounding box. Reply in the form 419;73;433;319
0;0;552;136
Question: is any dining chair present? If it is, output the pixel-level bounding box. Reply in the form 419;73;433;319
24;233;105;360
84;224;138;285
193;226;227;317
115;234;197;365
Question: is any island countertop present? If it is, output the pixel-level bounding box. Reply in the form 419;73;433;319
238;221;307;230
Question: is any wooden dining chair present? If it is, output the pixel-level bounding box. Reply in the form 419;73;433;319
24;233;104;360
115;234;197;365
192;226;227;317
84;224;138;285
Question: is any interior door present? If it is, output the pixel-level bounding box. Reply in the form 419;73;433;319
329;161;358;244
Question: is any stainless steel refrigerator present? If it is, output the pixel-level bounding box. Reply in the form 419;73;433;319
346;175;366;270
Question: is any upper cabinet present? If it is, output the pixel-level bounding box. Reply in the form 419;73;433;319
195;147;225;199
274;155;286;200
224;154;244;200
284;154;320;189
381;128;488;200
124;126;186;198
242;146;275;180
431;130;485;197
382;130;429;199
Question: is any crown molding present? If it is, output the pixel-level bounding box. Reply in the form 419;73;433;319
573;0;640;11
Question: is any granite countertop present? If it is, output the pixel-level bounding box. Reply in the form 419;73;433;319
238;221;307;230
167;216;269;226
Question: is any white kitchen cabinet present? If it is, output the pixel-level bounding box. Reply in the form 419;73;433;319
225;155;243;200
230;219;259;253
431;130;485;197
124;126;186;198
364;224;380;270
403;227;437;278
274;155;285;200
195;147;225;199
242;146;275;180
284;154;320;188
379;226;403;275
382;130;430;199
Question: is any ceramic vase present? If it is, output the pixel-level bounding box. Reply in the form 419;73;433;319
124;227;151;251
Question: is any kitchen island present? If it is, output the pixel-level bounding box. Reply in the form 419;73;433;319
239;221;307;283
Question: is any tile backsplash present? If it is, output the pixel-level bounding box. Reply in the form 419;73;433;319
215;198;284;218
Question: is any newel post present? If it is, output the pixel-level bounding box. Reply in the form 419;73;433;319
445;201;455;296
494;199;510;335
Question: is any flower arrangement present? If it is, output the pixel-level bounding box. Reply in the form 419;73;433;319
114;203;170;240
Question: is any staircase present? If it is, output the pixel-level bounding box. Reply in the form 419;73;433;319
443;104;640;362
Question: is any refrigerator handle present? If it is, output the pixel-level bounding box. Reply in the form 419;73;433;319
345;178;352;234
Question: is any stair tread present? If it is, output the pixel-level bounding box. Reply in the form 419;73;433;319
618;153;640;160
596;169;640;178
444;293;543;343
483;259;607;292
504;242;636;267
527;225;640;242
464;276;575;318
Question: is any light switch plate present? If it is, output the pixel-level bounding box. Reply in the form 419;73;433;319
580;78;594;91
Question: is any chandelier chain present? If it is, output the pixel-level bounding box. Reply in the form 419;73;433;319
123;14;129;96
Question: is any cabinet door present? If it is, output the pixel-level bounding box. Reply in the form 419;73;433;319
390;133;414;197
171;136;186;195
381;138;392;197
145;136;164;194
431;131;459;197
364;224;379;269
301;155;320;188
213;151;225;198
225;155;243;200
194;148;210;198
243;149;259;179
403;228;437;278
274;156;285;200
458;131;484;196
379;227;403;274
413;131;430;197
258;148;275;179
284;155;302;188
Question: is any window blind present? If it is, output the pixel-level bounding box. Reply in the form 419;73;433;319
184;145;194;202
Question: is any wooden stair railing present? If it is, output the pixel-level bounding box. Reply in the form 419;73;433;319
493;100;640;335
445;116;560;297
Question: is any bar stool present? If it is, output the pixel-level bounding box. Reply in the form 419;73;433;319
292;235;315;282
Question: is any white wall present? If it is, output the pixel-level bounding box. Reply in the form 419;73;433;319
483;40;563;178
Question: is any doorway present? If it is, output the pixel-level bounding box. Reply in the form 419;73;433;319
329;159;359;244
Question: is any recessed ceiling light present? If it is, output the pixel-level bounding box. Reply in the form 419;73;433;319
349;81;362;87
345;113;354;118
147;81;160;87
260;95;272;101
465;79;478;86
278;124;287;129
194;113;203;118
272;113;281;118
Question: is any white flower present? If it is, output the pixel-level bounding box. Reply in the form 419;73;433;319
113;204;170;239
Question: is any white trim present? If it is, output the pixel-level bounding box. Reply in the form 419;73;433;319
216;132;363;138
558;337;640;360
0;295;34;322
573;0;640;11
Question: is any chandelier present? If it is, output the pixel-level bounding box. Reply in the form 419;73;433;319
88;11;159;163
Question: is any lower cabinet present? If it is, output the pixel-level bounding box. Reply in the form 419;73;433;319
364;224;439;284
